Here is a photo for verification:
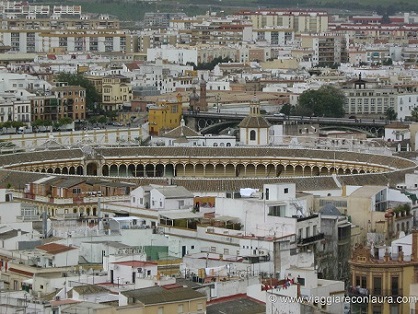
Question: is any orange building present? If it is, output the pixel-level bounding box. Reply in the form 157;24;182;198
148;94;183;136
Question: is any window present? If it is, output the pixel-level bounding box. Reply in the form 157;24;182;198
284;188;288;194
391;276;399;295
373;276;382;295
372;305;382;314
297;277;305;286
72;188;81;194
265;188;269;200
268;206;285;217
158;307;164;314
177;304;184;313
250;130;256;141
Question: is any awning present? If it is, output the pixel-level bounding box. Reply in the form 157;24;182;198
159;211;203;220
23;278;33;285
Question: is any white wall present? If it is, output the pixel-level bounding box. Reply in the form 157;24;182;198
214;197;297;237
109;263;158;285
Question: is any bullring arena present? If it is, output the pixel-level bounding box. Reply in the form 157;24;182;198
0;146;416;192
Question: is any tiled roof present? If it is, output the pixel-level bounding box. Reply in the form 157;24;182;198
154;185;194;198
70;285;110;296
319;203;342;216
207;295;265;314
161;125;200;138
0;229;28;240
51;178;85;188
121;286;205;305
0;147;415;194
36;243;76;255
238;116;271;128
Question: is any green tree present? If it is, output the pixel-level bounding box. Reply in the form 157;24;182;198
55;73;101;112
385;107;397;121
196;57;233;71
280;104;293;115
296;85;346;118
57;117;73;126
2;121;24;128
411;107;418;122
98;116;108;124
32;119;45;127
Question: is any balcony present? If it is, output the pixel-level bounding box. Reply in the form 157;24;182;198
297;232;324;246
348;286;369;298
371;288;403;297
348;286;403;298
16;215;41;222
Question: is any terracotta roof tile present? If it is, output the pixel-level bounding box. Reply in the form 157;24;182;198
36;243;76;255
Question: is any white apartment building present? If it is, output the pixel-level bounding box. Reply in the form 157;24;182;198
12;100;31;123
241;9;329;34
252;28;295;46
396;93;418;121
147;45;198;65
0;71;51;93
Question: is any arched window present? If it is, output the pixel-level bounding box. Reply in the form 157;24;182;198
250;130;256;141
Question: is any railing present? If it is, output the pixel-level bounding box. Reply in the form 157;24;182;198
371;288;403;297
296;214;319;222
348;286;403;298
297;233;324;245
54;213;80;219
16;215;41;222
348;286;369;297
19;193;130;205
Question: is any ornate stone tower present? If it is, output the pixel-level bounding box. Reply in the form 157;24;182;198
198;80;208;112
188;87;200;112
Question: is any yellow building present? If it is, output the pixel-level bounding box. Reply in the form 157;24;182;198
148;94;183;136
349;230;418;314
101;75;132;112
86;75;103;97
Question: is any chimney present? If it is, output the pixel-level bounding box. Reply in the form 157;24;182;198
412;230;418;262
